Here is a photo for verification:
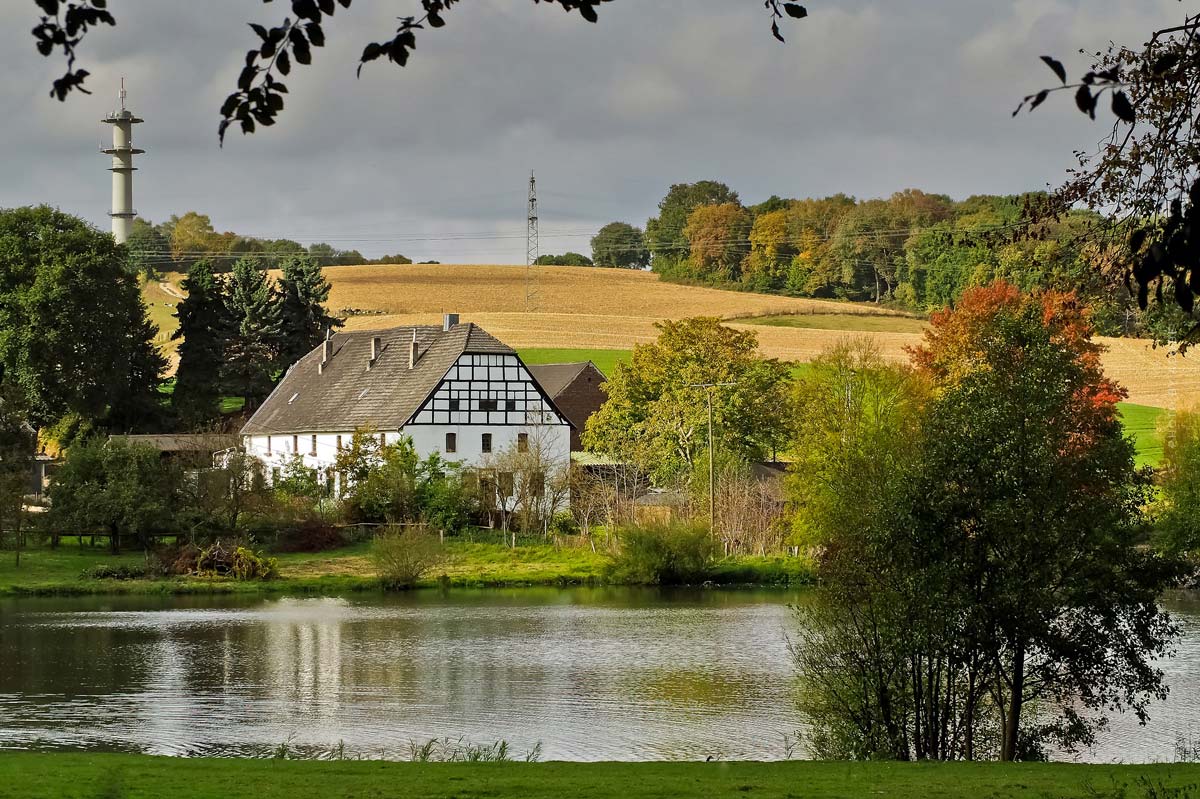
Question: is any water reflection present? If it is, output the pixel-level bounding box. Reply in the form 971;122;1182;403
0;589;1195;762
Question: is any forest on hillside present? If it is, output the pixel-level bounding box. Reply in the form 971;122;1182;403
613;182;1187;340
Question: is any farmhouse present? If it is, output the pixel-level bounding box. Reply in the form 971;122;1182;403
240;315;572;496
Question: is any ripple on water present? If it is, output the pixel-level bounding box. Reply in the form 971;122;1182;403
0;590;1194;761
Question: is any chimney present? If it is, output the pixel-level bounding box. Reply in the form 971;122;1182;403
318;329;332;374
367;336;382;370
409;330;419;369
443;313;460;332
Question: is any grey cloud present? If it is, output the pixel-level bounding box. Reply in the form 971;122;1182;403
0;0;1185;262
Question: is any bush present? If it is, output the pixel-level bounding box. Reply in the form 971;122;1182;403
272;519;346;553
81;563;150;581
606;522;718;585
370;525;446;589
194;541;279;580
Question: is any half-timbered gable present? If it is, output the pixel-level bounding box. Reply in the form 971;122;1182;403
239;317;572;494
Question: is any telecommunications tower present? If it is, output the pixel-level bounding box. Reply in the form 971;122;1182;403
525;170;539;310
101;78;144;245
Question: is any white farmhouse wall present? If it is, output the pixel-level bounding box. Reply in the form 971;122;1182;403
241;353;571;499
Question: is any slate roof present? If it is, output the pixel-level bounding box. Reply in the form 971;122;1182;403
109;434;239;453
241;323;514;436
526;362;592;398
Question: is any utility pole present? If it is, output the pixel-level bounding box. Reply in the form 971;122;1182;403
687;381;736;533
525;170;539;311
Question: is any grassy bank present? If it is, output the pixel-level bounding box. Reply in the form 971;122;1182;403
1;753;1198;799
0;537;813;597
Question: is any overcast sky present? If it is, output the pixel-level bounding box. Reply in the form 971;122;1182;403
0;0;1187;262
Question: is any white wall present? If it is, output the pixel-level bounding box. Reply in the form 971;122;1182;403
241;352;572;504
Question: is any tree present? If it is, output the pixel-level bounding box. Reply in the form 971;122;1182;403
743;208;796;291
788;339;933;760
0;382;35;567
107;311;170;432
791;287;1185;760
911;282;1181;760
1015;15;1200;347
223;259;283;408
48;438;179;554
645;181;740;274
583;317;792;485
30;1;807;143
682;202;752;282
168;212;225;272
125;217;170;280
0;206;163;430
1154;407;1200;568
591;222;649;269
276;254;343;367
172;260;232;425
534;252;593;267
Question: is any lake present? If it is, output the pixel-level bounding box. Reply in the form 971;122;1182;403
0;588;1197;762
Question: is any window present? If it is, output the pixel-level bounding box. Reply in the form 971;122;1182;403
292;434;299;454
517;433;529;453
445;432;457;453
336;435;343;451
481;433;493;453
266;436;272;455
449;398;460;411
271;467;281;484
310;435;318;456
480;398;498;412
530;471;545;498
380;433;387;447
505;398;517;412
498;471;514;498
480;473;496;502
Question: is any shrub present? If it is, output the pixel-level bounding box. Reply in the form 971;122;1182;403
81;563;150;581
194;541;278;580
272;519;346;553
370;525;446;589
606;522;718;585
549;511;579;537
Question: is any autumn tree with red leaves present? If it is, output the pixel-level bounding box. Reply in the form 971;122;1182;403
792;280;1184;761
913;280;1181;760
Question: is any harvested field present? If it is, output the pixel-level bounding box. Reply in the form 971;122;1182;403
323;264;1200;408
156;263;1200;409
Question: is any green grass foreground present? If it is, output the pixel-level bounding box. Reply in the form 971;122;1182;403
0;537;814;597
1;753;1198;799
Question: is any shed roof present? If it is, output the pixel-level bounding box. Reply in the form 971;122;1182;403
526;362;595;398
241;322;514;436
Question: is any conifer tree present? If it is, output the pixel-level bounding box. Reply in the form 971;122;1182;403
223;258;283;408
276;254;343;367
172;260;230;424
107;312;169;431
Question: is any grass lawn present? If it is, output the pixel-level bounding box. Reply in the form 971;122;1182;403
1;753;1197;799
741;313;929;334
1118;402;1172;469
0;535;813;597
520;347;632;377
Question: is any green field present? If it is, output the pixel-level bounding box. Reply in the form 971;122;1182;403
520;347;632;377
741;312;930;334
1118;402;1172;469
0;753;1196;799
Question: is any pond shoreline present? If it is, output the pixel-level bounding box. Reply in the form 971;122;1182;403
1;753;1198;798
0;540;815;597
